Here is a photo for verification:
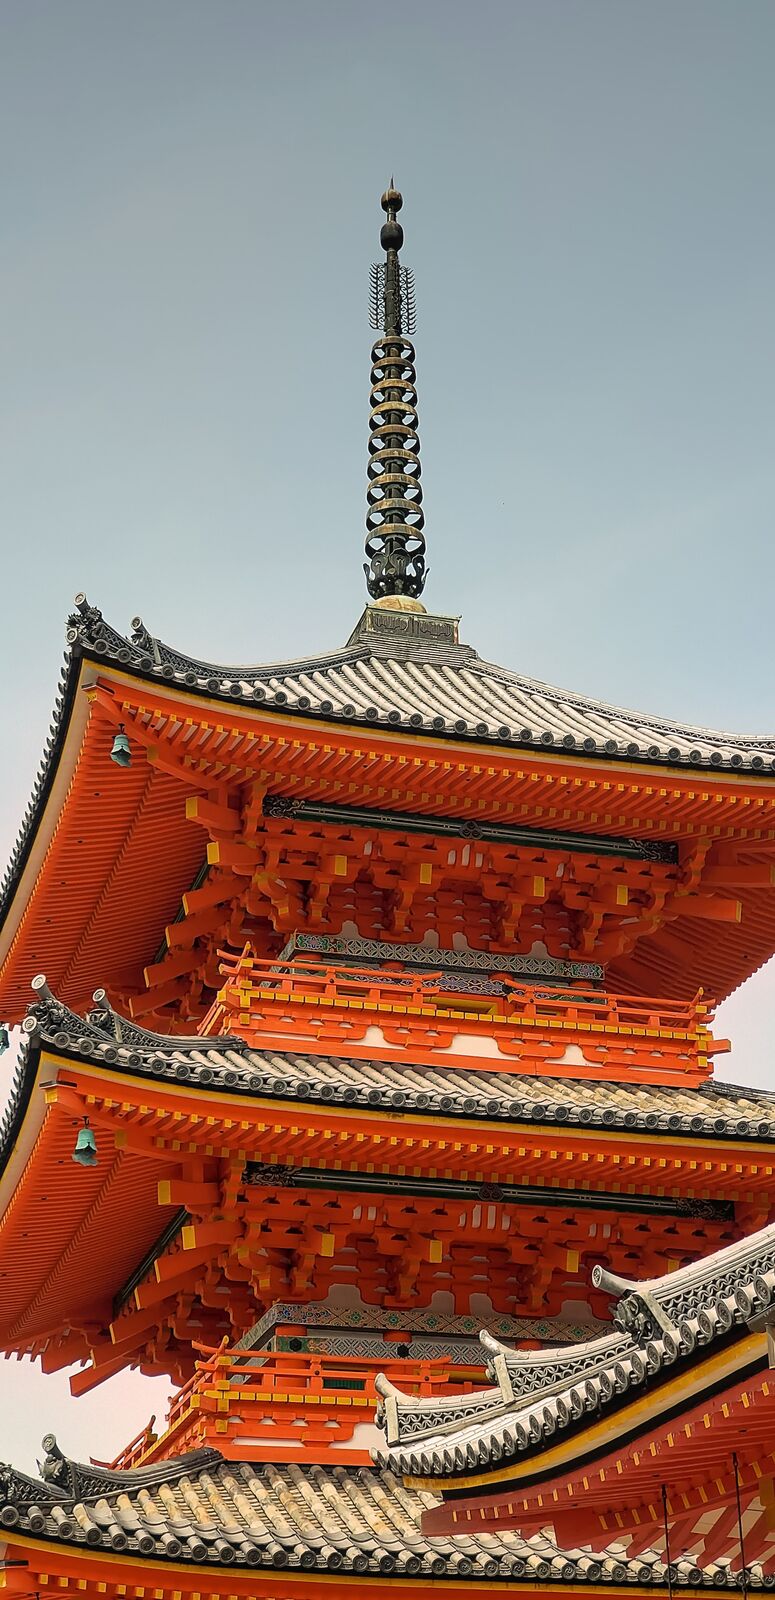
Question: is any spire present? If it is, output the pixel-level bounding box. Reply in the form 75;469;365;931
364;185;427;601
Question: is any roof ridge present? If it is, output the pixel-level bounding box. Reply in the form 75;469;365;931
37;1436;223;1500
68;595;775;759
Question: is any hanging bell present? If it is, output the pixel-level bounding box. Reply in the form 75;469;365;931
72;1120;98;1167
110;725;131;768
0;1024;9;1054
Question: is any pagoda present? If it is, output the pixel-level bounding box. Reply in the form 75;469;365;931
1;186;775;1600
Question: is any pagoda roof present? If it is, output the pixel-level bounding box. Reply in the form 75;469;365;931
49;595;775;770
5;984;773;1372
0;1440;758;1588
6;592;775;946
13;982;775;1145
374;1209;775;1487
5;595;775;1020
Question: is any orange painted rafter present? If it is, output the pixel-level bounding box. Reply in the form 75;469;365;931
7;669;775;1024
0;694;205;1021
425;1367;775;1557
0;1536;663;1600
0;1097;180;1353
111;686;775;837
34;1058;775;1202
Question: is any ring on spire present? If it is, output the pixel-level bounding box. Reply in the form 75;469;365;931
365;185;427;602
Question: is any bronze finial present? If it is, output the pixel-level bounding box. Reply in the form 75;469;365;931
364;185;426;601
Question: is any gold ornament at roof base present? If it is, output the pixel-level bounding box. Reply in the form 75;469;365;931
373;593;427;614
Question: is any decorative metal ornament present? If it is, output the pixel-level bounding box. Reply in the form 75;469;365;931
0;1024;9;1054
264;791;678;864
72;1117;98;1167
109;724;131;768
364;185;427;601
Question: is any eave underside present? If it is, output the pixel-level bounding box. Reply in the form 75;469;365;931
5;674;775;1024
2;999;775;1377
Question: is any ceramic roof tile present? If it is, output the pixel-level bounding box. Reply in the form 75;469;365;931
5;594;775;975
61;599;775;773
374;1212;775;1482
0;1449;746;1585
8;984;775;1155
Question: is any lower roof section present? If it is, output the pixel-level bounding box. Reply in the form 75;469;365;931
2;983;775;1375
17;981;775;1144
0;1440;757;1589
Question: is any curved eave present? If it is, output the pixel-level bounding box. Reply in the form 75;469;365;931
0;1037;178;1349
65;598;775;773
5;595;775;955
0;661;205;1021
419;1354;770;1539
11;993;775;1146
5;609;775;1018
402;1330;765;1499
0;648;95;975
2;997;775;1355
0;1451;763;1589
379;1211;775;1488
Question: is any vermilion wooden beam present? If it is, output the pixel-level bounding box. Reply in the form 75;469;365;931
185;794;242;833
667;893;742;923
182;871;242;913
703;863;775;887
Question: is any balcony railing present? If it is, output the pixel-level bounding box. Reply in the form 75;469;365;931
200;952;723;1081
95;1346;482;1470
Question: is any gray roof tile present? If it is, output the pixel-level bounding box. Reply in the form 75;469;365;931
12;982;775;1147
375;1211;775;1482
0;1447;755;1585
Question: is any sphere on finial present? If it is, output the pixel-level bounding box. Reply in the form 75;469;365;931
380;182;404;250
381;185;403;214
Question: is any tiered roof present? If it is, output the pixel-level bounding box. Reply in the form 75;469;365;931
0;979;771;1384
6;591;775;952
34;597;775;774
376;1211;775;1566
1;181;772;1599
9;979;775;1142
0;1441;763;1588
4;591;775;1029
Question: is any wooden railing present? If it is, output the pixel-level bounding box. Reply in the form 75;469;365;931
200;952;723;1080
96;1346;482;1471
209;952;711;1032
91;1415;158;1472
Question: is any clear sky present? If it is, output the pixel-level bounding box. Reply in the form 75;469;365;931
1;0;774;1472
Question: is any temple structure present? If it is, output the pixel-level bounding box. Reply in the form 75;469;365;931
1;186;775;1600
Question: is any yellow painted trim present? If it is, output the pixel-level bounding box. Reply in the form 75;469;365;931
0;1534;722;1597
39;1055;775;1162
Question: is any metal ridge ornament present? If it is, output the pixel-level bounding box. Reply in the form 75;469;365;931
365;184;427;600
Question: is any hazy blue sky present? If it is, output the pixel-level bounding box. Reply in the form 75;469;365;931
1;0;774;1470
